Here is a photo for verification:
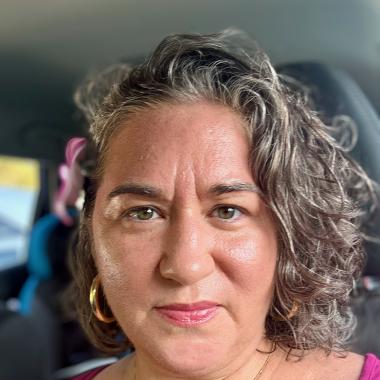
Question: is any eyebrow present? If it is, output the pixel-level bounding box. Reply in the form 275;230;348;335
209;182;262;196
108;181;261;200
108;183;163;200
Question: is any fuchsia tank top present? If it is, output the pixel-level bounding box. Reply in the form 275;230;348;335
71;353;380;379
359;354;380;380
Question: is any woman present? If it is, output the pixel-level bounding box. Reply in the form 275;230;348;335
61;30;379;379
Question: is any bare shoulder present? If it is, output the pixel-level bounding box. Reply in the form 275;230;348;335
314;351;364;380
280;350;365;380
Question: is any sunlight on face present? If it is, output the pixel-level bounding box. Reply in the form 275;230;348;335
92;101;277;377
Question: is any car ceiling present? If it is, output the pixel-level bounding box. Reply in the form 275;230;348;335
1;0;380;162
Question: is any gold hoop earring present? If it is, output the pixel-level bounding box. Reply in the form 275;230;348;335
286;301;299;320
270;301;299;321
89;275;115;323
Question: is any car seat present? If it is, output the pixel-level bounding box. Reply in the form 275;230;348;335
0;211;94;380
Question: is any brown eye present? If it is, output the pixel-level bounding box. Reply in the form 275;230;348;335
126;207;159;221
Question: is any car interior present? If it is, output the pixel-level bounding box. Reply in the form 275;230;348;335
1;1;379;379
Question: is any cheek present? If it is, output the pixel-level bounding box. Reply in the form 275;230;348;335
225;237;257;264
92;224;159;305
219;230;277;291
92;227;125;288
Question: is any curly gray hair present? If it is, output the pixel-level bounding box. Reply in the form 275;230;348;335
68;29;377;356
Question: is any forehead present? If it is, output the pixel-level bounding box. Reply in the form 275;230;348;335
100;101;253;194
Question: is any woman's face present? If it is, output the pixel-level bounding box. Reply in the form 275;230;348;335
92;101;278;377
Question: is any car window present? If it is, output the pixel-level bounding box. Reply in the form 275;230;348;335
0;155;40;270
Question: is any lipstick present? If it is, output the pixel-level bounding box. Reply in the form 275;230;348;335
155;302;220;327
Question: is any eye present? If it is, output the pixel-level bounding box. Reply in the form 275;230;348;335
212;205;242;220
124;206;161;221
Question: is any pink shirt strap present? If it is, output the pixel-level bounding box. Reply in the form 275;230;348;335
70;364;109;380
360;353;380;380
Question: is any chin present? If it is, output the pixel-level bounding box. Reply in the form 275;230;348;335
125;309;251;376
148;337;230;376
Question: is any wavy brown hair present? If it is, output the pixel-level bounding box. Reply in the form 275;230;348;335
68;30;378;355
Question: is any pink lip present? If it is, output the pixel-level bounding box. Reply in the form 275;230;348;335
155;302;220;327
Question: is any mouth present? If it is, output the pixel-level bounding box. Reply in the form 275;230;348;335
154;301;221;327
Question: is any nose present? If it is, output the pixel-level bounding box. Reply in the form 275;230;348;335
159;212;215;285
